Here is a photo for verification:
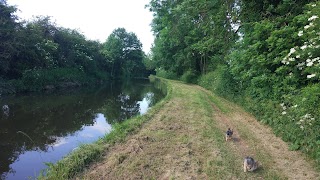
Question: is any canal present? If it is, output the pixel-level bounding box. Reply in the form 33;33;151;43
0;79;165;179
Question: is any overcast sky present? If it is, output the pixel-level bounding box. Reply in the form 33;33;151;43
7;0;154;53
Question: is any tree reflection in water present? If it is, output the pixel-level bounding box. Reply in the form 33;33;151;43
0;79;165;180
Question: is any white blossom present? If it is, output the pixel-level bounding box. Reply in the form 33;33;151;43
289;48;296;54
304;25;311;29
308;15;319;21
304;114;312;118
297;62;305;70
300;45;307;50
307;74;316;78
282;111;287;115
312;4;316;7
298;31;303;36
281;59;290;65
313;57;320;61
289;57;295;62
306;61;313;66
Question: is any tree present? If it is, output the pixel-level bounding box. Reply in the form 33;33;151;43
0;1;20;78
102;28;145;78
148;0;237;78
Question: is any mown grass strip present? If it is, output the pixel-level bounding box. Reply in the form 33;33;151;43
197;90;285;180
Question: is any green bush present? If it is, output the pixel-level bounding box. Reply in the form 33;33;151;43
6;67;110;93
11;68;88;91
198;71;216;92
155;68;178;79
198;65;239;99
180;70;198;84
281;84;320;158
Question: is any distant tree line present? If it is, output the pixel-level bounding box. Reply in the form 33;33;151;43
147;0;320;164
0;0;150;93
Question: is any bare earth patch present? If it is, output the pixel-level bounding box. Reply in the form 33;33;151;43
77;82;319;180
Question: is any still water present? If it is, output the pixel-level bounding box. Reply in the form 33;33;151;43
0;79;165;180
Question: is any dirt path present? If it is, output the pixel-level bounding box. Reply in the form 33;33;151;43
77;81;319;180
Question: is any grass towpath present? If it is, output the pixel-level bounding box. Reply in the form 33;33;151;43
77;79;319;180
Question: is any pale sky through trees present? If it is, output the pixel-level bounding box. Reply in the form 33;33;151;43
7;0;154;53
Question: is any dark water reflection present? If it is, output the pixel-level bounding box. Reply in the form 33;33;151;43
0;79;165;180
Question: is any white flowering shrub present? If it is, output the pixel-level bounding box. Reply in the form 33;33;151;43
237;2;320;160
296;113;315;130
281;3;320;82
277;84;320;154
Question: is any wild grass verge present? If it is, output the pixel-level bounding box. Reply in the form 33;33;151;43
38;76;170;179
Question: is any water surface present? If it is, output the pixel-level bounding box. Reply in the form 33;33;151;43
0;79;165;179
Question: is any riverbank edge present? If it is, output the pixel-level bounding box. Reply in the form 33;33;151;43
37;76;171;179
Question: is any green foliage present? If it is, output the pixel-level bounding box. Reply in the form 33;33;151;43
102;28;146;78
155;68;178;79
180;70;198;84
266;84;320;159
143;53;157;71
198;71;216;92
148;0;236;78
0;1;20;78
0;1;150;93
10;68;95;92
198;65;239;99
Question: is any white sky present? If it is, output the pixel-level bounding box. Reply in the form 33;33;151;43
7;0;154;53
